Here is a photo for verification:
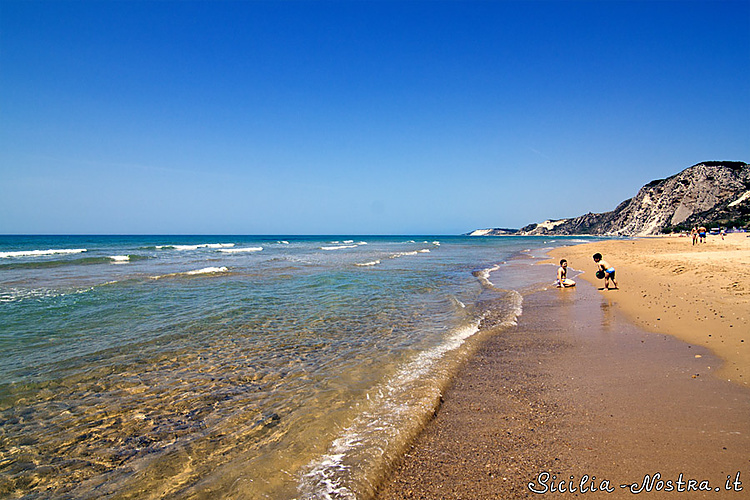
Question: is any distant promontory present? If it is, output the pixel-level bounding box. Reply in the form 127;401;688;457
468;161;749;237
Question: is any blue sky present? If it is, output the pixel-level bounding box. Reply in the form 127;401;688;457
1;0;748;235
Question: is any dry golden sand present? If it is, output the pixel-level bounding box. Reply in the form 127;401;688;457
548;232;750;385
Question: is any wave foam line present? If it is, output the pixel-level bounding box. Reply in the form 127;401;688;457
473;263;503;288
320;245;358;251
0;249;87;258
354;260;380;267
109;255;130;263
218;247;263;253
0;286;94;303
390;251;418;258
389;249;430;259
298;320;484;499
150;267;229;279
157;243;235;251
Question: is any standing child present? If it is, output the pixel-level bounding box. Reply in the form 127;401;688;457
593;253;618;290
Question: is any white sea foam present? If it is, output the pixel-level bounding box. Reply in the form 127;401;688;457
278;241;290;245
390;251;418;258
0;249;87;258
299;320;483;499
354;260;380;267
390;249;430;259
109;255;130;263
151;267;229;279
0;287;93;303
320;245;358;251
503;290;524;326
474;263;502;288
218;247;263;253
162;243;235;251
451;296;466;309
185;266;228;275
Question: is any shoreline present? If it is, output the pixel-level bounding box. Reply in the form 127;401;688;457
376;239;750;499
547;232;749;385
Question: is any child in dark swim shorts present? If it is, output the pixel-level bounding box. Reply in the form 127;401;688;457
593;253;618;290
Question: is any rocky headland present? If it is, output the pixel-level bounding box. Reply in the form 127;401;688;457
470;161;749;237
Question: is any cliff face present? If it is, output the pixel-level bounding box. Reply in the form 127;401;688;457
518;161;749;236
466;228;519;236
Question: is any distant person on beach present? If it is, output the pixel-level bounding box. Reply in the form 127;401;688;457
691;226;698;245
593;253;618;290
699;226;707;243
556;259;576;288
721;228;726;240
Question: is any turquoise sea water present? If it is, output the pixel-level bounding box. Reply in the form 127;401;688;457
0;235;596;499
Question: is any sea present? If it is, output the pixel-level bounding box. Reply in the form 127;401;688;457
0;235;598;499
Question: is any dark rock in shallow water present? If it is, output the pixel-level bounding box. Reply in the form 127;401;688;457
259;412;281;429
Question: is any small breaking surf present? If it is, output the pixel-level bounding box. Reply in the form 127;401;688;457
156;243;235;251
320;241;368;251
320;245;358;251
354;260;381;267
298;287;524;500
0;286;95;304
150;267;230;280
218;247;263;253
298;320;482;500
0;249;87;259
389;249;431;259
473;263;503;288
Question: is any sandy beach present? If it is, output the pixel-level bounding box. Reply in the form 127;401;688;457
549;232;750;385
377;235;750;499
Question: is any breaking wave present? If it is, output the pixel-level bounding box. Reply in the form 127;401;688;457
473;263;503;288
150;267;230;280
156;243;235;251
354;260;381;267
218;247;263;253
0;249;87;258
320;245;359;251
298;289;523;499
389;249;431;259
0;286;94;303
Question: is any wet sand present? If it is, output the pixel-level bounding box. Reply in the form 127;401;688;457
376;277;750;498
548;232;749;385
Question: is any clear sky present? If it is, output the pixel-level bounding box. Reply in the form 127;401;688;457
1;0;748;235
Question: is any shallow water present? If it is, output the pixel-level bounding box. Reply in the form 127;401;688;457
0;235;598;499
